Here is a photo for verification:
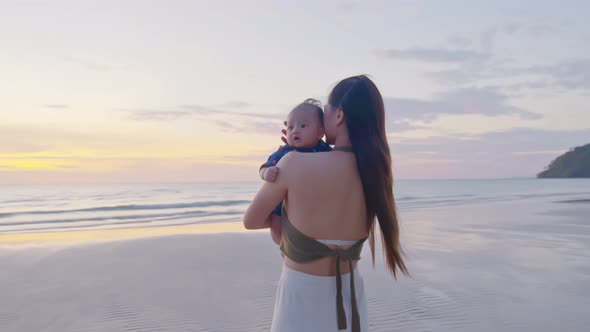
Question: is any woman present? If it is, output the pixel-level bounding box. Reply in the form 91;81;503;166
243;75;408;332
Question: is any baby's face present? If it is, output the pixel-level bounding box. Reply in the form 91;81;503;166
286;109;324;148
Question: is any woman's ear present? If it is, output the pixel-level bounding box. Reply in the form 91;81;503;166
336;107;345;126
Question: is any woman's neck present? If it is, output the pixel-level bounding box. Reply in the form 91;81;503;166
332;134;352;149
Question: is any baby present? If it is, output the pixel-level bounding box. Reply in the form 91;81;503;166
259;98;331;245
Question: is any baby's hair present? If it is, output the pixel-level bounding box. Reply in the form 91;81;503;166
290;98;325;128
302;98;322;109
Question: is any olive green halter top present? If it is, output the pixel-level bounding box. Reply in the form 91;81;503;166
279;205;367;332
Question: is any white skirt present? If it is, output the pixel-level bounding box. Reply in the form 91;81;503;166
271;263;369;332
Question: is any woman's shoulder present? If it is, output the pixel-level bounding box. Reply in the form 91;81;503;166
279;149;328;163
277;150;330;176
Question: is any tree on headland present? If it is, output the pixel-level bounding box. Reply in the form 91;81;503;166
537;143;590;178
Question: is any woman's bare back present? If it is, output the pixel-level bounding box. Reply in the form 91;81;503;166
281;150;369;276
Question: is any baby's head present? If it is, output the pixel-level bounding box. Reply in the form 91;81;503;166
286;98;325;148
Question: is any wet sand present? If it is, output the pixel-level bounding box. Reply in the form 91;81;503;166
1;198;589;331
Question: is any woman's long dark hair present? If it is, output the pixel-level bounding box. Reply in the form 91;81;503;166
329;75;408;278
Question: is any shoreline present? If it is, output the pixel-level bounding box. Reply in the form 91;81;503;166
3;196;589;248
0;220;255;247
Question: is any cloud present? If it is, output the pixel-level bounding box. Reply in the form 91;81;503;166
180;104;284;121
124;102;287;136
181;87;540;134
180;104;285;135
214;119;282;136
125;100;283;124
447;34;473;48
426;66;493;85
502;23;523;35
128;109;193;121
511;150;567;156
215;120;234;129
389;120;430;132
428;57;590;91
243;121;283;136
0;141;49;154
64;56;113;73
0;125;148;154
483;22;558;48
123;86;541;138
219;101;251;109
336;0;359;11
376;48;488;63
384;86;542;123
446;22;558;54
43;104;69;109
480;27;497;53
427;22;583;92
525;59;590;90
140;87;544;135
335;0;418;13
528;24;559;38
390;128;590;178
83;62;112;72
123;84;541;138
504;81;551;91
502;22;559;38
0;126;58;153
395;128;590;156
222;153;272;164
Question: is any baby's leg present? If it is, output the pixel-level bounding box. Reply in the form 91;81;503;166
270;215;282;245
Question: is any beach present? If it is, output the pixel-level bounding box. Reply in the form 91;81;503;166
2;183;589;331
3;1;589;330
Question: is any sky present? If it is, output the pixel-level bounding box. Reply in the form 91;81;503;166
1;0;589;184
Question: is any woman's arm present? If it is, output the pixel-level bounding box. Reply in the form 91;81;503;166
243;155;292;230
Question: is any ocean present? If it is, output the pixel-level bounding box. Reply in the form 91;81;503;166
1;179;589;234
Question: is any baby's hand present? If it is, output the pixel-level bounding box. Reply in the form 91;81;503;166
264;166;279;182
281;120;288;145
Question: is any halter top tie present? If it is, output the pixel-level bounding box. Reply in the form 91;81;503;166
279;206;367;332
